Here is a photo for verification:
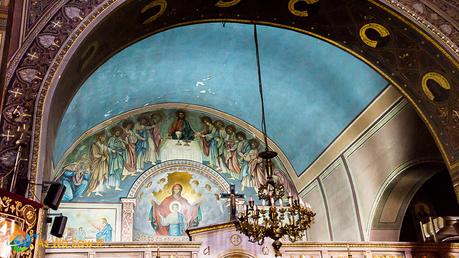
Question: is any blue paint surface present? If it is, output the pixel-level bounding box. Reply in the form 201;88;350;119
55;23;387;174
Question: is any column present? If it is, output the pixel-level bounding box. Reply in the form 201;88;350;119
121;198;136;242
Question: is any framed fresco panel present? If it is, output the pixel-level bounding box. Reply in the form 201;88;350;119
50;203;121;243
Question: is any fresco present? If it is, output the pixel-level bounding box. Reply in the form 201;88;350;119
133;171;228;240
49;203;121;242
54;107;297;203
54;22;388;175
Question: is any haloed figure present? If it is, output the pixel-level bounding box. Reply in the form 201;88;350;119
107;126;126;191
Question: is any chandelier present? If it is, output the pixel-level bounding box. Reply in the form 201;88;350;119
233;24;316;257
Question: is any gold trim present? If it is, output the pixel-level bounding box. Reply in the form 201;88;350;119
283;242;459;249
140;0;167;25
45;242;202;249
33;0;459;197
215;0;241;8
421;72;451;102
186;222;235;235
359;23;390;48
288;0;319;17
79;41;100;72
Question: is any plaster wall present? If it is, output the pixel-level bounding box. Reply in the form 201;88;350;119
301;181;331;241
299;99;441;241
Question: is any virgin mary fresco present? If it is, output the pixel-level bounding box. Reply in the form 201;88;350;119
149;184;201;236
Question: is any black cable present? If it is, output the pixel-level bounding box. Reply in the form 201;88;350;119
253;24;269;152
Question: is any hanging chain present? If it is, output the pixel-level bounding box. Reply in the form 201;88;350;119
253;24;269;152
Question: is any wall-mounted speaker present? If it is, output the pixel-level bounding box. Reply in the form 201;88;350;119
14;177;29;196
43;183;66;210
50;215;67;238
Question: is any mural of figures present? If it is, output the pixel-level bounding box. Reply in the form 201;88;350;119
133;171;228;240
54;107;295;203
50;203;121;242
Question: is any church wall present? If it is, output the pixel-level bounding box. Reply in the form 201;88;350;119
301;180;331;241
300;99;441;241
320;159;362;241
345;100;439;238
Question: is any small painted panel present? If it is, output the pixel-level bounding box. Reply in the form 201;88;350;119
133;170;228;240
54;107;296;203
49;203;122;243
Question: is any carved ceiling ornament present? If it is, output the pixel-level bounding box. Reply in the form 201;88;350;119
380;0;459;56
1;0;459;199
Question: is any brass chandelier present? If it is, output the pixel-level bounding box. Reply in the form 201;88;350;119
233;24;316;257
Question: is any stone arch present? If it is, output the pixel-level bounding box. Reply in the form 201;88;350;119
0;0;457;199
368;159;445;241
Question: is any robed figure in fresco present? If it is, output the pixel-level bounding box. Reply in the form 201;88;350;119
95;218;112;242
149;184;201;236
168;110;194;141
122;120;138;178
225;125;241;179
241;139;266;190
107;126;126;191
136;116;150;172
60;160;90;201
87;132;109;196
146;113;162;165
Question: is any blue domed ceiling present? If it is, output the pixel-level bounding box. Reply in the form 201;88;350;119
54;22;388;175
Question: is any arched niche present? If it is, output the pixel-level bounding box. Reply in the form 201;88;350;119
368;160;444;241
121;160;230;242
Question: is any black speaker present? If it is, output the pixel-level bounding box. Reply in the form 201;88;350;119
14;177;29;196
44;183;66;210
50;216;67;238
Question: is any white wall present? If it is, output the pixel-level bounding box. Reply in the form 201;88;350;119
300;100;442;241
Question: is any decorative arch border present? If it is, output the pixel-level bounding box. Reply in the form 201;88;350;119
127;159;230;199
0;0;458;199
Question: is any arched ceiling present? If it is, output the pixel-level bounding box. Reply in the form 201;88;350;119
54;23;387;175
